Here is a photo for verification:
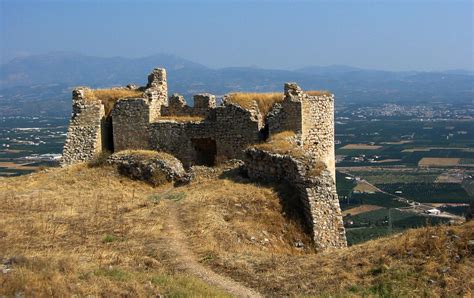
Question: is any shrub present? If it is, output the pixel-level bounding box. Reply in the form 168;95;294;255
87;151;111;168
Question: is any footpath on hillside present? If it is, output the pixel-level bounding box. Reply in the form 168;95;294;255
156;202;262;298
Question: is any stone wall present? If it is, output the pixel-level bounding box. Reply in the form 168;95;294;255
161;93;217;119
61;88;104;165
245;148;347;250
302;94;336;180
145;68;168;121
148;103;261;167
111;98;151;151
267;83;303;136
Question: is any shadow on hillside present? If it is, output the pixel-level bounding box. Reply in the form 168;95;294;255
219;167;313;238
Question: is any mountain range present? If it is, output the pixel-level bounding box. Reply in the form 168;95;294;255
1;52;473;116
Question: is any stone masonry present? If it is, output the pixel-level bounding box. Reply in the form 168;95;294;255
61;67;347;250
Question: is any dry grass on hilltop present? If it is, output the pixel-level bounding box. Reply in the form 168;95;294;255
226;92;283;116
84;89;143;116
0;165;227;296
1;165;472;296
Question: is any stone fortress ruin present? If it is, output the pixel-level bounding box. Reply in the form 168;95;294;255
62;68;347;250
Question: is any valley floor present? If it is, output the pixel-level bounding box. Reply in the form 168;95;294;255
0;164;472;296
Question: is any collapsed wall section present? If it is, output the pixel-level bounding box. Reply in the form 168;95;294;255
61;88;105;165
245;148;347;250
267;83;303;136
160;93;217;119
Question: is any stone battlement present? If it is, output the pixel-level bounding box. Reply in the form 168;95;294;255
61;67;346;250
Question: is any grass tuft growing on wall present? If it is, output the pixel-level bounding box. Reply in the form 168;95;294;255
306;90;332;97
84;89;143;116
226;92;283;116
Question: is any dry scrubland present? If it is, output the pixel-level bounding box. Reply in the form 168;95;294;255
1;164;473;296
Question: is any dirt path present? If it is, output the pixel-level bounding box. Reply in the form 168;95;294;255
157;202;262;298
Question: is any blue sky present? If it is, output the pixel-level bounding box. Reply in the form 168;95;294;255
0;0;472;71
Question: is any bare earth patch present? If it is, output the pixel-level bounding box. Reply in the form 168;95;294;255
0;161;39;171
419;158;461;167
353;181;379;193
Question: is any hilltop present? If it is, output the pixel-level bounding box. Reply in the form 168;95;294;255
1;164;472;296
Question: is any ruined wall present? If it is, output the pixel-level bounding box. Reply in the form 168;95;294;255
148;103;261;167
245;148;347;250
160;94;193;117
267;83;303;136
214;103;261;162
111;98;151;151
301;94;336;180
148;121;204;167
145;68;168;121
161;93;217;119
61;88;105;165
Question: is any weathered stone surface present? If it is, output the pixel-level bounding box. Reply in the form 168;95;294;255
107;151;190;186
61;87;104;165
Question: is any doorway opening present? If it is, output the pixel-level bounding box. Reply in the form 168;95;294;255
191;138;217;166
101;116;114;152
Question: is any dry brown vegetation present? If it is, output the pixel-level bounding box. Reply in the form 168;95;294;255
253;130;304;157
306;90;332;96
1;165;472;296
84;89;143;116
226;92;283;116
158;115;205;123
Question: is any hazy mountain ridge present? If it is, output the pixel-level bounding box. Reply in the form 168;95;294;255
1;52;473;116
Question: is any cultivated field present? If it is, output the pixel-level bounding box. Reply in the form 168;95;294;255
419;157;460;167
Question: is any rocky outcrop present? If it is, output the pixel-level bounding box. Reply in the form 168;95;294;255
107;151;191;186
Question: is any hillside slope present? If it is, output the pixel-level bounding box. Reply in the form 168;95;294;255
0;164;472;296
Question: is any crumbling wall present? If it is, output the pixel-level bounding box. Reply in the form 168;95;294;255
111;98;151;151
145;68;168;121
160;94;194;117
301;94;336;180
61;88;105;165
148;103;261;167
245;148;347;250
267;83;303;136
160;93;217;120
214;103;261;162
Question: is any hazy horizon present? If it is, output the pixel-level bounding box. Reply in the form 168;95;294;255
1;0;473;71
